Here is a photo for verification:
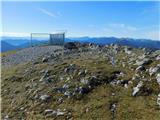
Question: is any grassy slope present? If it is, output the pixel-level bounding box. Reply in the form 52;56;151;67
1;50;17;57
1;48;160;120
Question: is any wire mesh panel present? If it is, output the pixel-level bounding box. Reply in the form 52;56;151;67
31;33;50;47
31;32;65;47
50;33;65;45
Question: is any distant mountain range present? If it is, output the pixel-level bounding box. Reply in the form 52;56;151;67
1;41;19;52
1;36;160;52
67;37;160;49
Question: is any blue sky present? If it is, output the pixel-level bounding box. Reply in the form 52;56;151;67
1;1;160;40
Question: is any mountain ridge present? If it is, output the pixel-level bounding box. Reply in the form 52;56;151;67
1;36;160;52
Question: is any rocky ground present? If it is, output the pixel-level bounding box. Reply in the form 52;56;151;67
1;43;160;120
1;45;63;68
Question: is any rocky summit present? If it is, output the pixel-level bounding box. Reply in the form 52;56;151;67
1;43;160;120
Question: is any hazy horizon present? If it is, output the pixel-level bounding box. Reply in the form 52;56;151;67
1;35;160;42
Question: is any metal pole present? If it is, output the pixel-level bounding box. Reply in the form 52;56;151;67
49;34;51;45
31;33;32;47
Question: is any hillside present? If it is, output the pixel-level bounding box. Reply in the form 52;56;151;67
0;41;19;52
1;43;160;120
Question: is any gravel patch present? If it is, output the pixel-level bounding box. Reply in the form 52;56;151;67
1;46;63;68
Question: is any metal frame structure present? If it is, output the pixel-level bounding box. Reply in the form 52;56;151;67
30;32;65;47
31;33;49;47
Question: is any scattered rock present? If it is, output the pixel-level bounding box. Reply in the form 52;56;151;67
57;97;63;104
42;57;48;62
64;42;78;50
138;54;146;59
39;76;45;82
132;74;140;80
135;58;152;66
14;90;20;94
88;75;102;86
64;64;77;73
34;94;39;99
111;93;116;96
66;112;73;120
85;107;89;113
54;87;66;93
110;79;118;86
25;84;31;90
55;109;65;116
77;86;90;94
2;46;63;68
78;69;87;76
4;115;9;120
80;78;89;84
109;101;117;120
45;109;54;115
110;103;116;112
39;69;50;82
149;65;160;76
156;55;160;61
64;91;72;98
44;109;65;117
132;81;143;96
39;94;51;102
136;66;145;71
124;47;132;55
156;74;160;85
128;81;133;84
124;83;128;88
42;76;54;84
2;44;160;119
157;93;160;106
40;69;47;74
63;84;69;89
110;57;116;66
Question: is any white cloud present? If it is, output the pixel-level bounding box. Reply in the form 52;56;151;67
37;8;61;18
143;31;160;40
108;23;137;31
102;23;160;40
141;3;159;15
102;23;138;38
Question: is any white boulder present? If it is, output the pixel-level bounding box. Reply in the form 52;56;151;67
156;74;160;85
132;81;143;96
149;64;160;76
157;93;160;106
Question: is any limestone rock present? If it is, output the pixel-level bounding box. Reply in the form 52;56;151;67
149;65;160;76
135;58;152;66
39;94;51;102
157;93;160;106
44;109;65;117
156;55;160;61
136;66;145;71
42;57;48;62
80;78;89;84
132;81;143;96
64;42;78;50
64;91;72;98
156;74;160;85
